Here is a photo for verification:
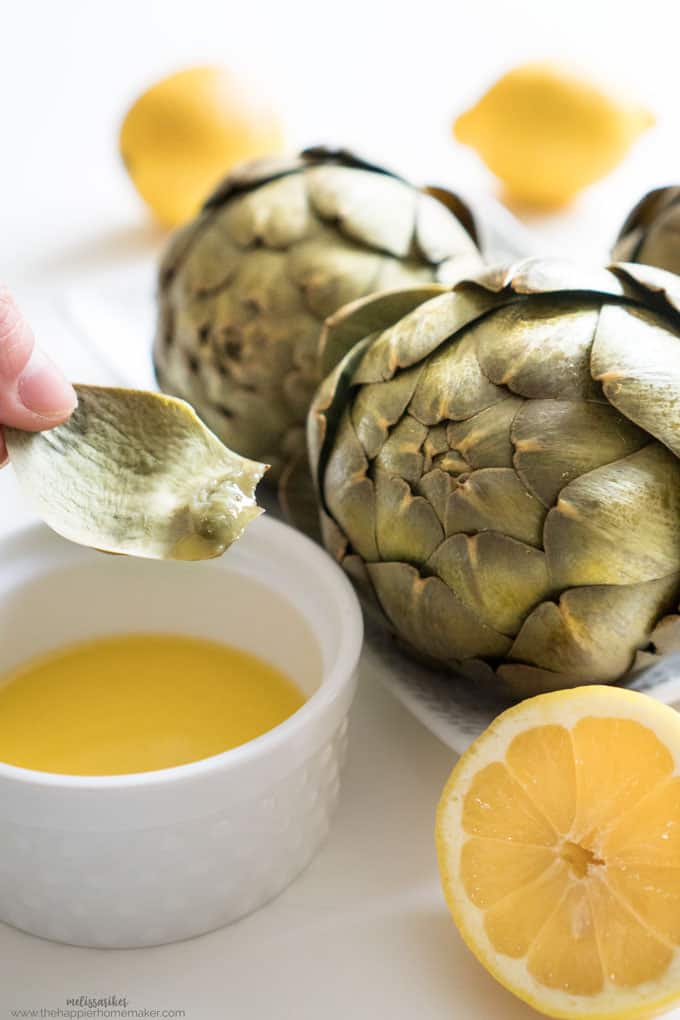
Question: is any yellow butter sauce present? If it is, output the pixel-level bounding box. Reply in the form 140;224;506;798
0;634;305;776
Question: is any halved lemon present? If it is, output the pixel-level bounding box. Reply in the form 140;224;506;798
436;686;680;1020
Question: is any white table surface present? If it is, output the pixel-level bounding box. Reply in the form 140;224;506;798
1;2;680;1016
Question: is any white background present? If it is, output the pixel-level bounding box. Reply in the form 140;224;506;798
1;1;680;1017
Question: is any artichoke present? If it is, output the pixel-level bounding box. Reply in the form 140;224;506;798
307;258;680;697
613;186;680;274
154;147;482;480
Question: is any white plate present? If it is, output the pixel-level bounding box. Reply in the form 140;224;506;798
363;618;680;753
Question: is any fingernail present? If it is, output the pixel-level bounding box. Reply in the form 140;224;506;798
18;348;77;418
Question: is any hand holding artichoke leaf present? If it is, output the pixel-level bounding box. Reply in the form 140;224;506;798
153;147;483;483
7;386;267;561
306;257;680;697
613;186;680;275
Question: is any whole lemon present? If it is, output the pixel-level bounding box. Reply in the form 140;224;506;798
120;66;285;226
454;63;654;207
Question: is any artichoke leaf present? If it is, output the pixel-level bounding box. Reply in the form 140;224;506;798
545;444;680;587
410;332;506;425
367;561;512;662
414;190;481;267
374;473;444;565
591;304;680;458
446;396;523;469
287;234;383;320
6;386;267;561
512;399;648;507
612;262;680;318
416;468;459;526
319;286;444;380
428;532;552;636
202;154;308;210
353;289;498;385
221;173;311;249
322;408;378;562
445;467;547;547
158;211;212;287
373;415;428;484
178;218;242;294
306;165;418;258
497;663;598;699
307;336;372;501
475;300;602;400
473;257;626;300
636;222;680;277
277;453;320;542
352;365;423;460
371;258;436;293
508;575;680;681
614;187;680;256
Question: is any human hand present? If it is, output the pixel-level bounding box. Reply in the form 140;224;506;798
0;288;77;466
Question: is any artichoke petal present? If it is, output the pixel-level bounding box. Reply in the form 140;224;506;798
177;217;242;294
447;396;523;470
306;165;417;258
374;474;444;564
287;235;383;320
422;423;450;467
497;663;598;699
445;467;547;547
323;407;379;562
416;468;459;526
374;415;428;484
221;173;312;249
545;444;680;587
319;286;444;380
7;386;267;561
508;575;680;680
410;332;506;425
612;262;680;317
353;289;497;385
158;212;211;287
512;399;648;507
320;511;350;563
433;450;470;475
351;366;423;460
474;257;626;299
428;532;552;636
591;304;680;458
634;221;680;276
613;187;680;265
367;562;512;661
373;258;435;292
414;190;481;267
475;300;602;400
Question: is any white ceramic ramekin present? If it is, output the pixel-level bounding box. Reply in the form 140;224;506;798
0;517;363;948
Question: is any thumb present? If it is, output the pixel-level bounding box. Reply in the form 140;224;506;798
0;288;77;434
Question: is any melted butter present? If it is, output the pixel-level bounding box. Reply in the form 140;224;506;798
0;634;305;775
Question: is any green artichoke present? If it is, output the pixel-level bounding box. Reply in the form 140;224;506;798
307;258;680;697
613;186;680;274
153;147;482;480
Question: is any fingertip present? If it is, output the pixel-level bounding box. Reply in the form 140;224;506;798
18;349;77;421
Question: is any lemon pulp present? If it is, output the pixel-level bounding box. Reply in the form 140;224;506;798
0;634;305;775
437;687;680;1020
